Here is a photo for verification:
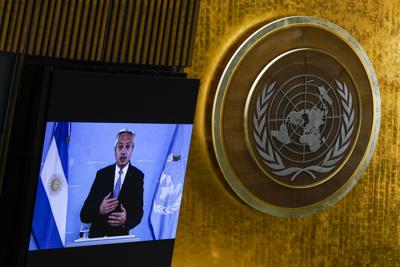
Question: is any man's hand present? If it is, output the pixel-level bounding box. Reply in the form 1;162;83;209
108;204;127;227
99;192;119;215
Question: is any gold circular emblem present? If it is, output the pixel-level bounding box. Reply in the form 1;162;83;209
48;174;64;195
212;16;380;217
51;179;61;190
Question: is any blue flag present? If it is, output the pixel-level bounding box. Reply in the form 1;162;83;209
31;122;70;249
150;125;188;240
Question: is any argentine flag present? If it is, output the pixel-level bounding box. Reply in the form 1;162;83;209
31;122;70;249
150;125;188;240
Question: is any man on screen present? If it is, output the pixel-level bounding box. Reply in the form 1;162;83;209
80;128;144;238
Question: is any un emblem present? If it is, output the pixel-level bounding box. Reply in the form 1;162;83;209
246;49;357;188
212;17;380;216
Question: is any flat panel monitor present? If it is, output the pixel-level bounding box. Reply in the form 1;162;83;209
0;58;199;267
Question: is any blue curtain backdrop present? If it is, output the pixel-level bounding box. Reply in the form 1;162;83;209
29;122;193;249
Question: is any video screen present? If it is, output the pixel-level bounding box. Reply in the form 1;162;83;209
29;121;193;250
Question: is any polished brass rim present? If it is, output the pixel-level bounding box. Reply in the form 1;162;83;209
211;16;380;217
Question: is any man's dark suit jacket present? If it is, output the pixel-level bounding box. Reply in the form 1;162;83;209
80;163;144;238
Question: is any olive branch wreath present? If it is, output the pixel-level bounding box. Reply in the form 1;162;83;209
253;80;354;181
153;193;182;215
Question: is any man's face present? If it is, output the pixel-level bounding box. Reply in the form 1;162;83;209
115;133;134;168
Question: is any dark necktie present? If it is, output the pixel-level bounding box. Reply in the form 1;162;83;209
114;169;123;198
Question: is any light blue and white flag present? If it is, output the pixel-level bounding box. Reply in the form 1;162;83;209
150;125;188;240
31;122;70;249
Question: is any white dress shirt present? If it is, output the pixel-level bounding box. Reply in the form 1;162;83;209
114;163;129;190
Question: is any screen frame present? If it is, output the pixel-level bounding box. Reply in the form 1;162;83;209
0;55;199;267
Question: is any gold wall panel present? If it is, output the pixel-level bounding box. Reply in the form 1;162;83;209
173;0;400;266
0;0;399;266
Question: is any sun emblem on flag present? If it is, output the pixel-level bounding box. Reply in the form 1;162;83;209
48;174;64;196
